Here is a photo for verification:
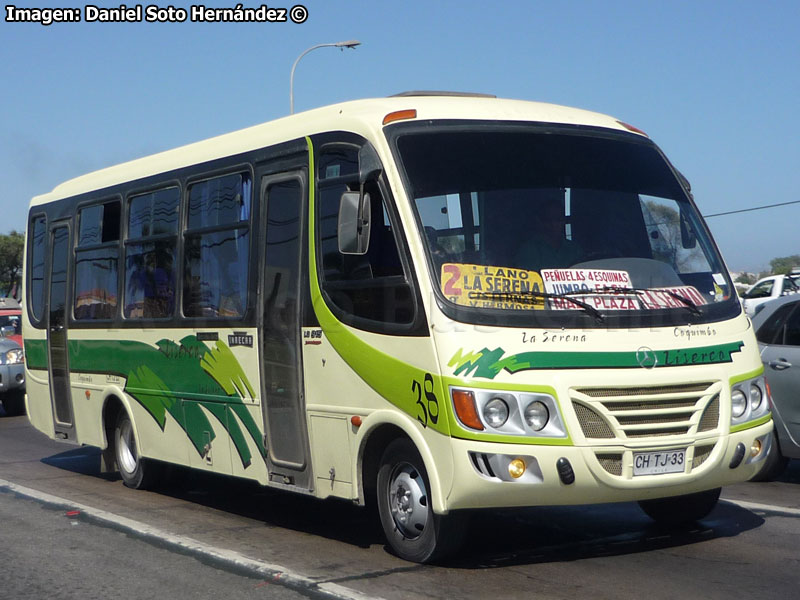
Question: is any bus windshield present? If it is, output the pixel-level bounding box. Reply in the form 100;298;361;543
393;123;735;325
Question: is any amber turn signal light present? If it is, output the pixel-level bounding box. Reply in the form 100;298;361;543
383;109;417;125
452;389;484;430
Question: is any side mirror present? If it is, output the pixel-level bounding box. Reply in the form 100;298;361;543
677;170;694;201
679;206;697;249
0;325;14;338
338;192;371;255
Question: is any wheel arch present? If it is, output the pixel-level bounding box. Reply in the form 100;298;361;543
355;410;452;514
99;389;139;473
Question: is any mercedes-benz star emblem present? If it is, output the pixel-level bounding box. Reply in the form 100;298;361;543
636;346;659;369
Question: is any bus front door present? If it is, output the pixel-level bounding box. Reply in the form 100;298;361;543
47;224;75;441
259;172;312;490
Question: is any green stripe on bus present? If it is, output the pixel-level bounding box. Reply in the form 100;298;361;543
27;335;263;468
24;339;47;370
449;341;746;379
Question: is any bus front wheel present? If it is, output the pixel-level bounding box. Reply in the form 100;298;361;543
638;487;721;526
114;411;159;490
376;438;466;563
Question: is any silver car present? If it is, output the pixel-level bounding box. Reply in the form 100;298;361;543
751;294;800;479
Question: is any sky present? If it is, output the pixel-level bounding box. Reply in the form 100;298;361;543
2;0;798;274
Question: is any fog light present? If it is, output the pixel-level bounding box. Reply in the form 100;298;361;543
750;439;762;458
508;458;526;479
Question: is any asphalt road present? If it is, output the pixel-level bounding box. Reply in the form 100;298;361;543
1;410;799;600
0;492;309;600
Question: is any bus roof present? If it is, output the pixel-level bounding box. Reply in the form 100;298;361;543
31;94;636;206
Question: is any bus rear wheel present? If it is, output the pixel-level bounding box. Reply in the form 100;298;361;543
376;438;466;563
638;487;721;526
114;411;159;490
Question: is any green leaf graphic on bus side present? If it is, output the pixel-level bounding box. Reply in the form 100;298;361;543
201;340;256;399
126;364;179;429
67;336;264;467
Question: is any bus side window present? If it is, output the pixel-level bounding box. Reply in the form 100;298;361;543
124;187;179;319
183;173;251;319
27;215;47;323
74;200;120;320
317;145;414;328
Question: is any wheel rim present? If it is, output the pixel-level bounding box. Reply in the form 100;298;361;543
387;461;428;539
117;419;138;475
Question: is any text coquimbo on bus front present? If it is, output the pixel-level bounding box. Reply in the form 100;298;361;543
22;93;773;562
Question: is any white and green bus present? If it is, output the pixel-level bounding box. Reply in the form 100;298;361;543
23;93;773;562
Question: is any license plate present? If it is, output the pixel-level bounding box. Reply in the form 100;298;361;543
633;449;686;476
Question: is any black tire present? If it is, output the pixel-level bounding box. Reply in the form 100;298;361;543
750;436;789;482
114;411;160;490
1;391;25;417
639;487;721;526
376;438;466;563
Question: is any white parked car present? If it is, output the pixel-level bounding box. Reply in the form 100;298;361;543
741;272;800;317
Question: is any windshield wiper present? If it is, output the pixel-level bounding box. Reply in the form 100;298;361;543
468;290;604;322
556;286;703;316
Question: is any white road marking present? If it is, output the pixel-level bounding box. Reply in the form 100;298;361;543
0;478;381;600
722;498;800;517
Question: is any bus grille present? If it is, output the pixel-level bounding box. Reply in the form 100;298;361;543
692;444;715;469
571;382;721;441
596;453;623;476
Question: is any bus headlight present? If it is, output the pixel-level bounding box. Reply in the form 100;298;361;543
730;376;770;427
749;384;763;411
450;387;567;438
731;389;747;418
483;397;509;428
524;401;549;431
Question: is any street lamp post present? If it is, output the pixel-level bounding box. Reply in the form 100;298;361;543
290;40;361;114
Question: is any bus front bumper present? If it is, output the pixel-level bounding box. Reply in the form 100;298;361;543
444;420;773;510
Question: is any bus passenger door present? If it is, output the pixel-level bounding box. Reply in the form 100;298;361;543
259;172;312;490
47;224;75;441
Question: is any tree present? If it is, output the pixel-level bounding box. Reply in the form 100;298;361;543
0;231;24;297
643;200;704;272
770;255;800;275
735;272;756;285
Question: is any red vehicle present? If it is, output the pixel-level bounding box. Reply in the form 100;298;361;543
0;297;22;345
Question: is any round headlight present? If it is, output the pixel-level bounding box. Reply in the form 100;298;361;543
749;384;763;411
483;397;509;428
524;401;549;431
731;389;747;418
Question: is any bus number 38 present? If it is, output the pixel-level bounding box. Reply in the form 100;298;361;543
413;373;439;428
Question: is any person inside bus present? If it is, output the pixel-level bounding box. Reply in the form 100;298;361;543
515;189;583;270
